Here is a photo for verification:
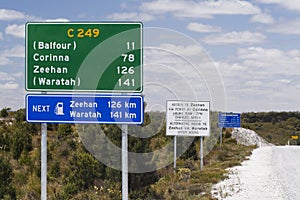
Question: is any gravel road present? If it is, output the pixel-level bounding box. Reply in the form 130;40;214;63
212;146;300;200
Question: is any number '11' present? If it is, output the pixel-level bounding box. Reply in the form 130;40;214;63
127;42;135;50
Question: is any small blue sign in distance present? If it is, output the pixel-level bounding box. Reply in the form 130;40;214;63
26;94;143;124
218;112;241;128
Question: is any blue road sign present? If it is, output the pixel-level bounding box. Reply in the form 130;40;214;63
218;112;241;128
26;94;143;124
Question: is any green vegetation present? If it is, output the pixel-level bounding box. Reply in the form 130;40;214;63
0;157;16;199
0;107;11;118
150;137;255;199
242;112;300;145
1;108;298;199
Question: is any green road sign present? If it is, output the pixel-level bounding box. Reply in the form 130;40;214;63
26;22;142;92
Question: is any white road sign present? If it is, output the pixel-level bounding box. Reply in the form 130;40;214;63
166;101;210;136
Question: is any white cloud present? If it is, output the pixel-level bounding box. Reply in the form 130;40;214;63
13;72;23;78
250;13;274;24
44;18;70;22
215;61;248;78
268;19;300;34
203;31;266;45
278;79;292;84
0;56;11;66
0;82;19;90
5;24;25;38
0;45;25;66
141;0;261;19
257;0;300;11
141;0;184;14
4;45;25;58
0;91;26;110
0;72;14;81
217;46;300;111
237;47;283;60
245;80;263;87
236;47;300;76
287;49;300;57
0;9;27;20
187;22;221;33
141;35;225;111
158;43;205;56
107;12;154;21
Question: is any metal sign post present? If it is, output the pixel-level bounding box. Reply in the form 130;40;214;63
122;124;128;200
41;123;47;200
174;136;177;171
200;137;203;171
220;128;223;147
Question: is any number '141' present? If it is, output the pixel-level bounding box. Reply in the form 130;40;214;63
118;78;135;87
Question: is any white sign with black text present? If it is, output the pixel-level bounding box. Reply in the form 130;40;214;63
166;101;210;136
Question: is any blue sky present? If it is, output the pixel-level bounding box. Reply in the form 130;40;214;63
0;0;300;112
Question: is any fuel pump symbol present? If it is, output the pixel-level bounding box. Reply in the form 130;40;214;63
54;102;64;115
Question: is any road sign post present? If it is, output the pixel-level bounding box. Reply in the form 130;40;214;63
122;124;128;200
41;123;47;200
174;136;177;171
200;137;203;171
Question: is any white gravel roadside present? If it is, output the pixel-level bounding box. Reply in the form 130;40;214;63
211;146;300;200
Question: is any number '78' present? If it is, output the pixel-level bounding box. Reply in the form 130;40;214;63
121;54;135;62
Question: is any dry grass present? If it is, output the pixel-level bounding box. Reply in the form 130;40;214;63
150;136;256;199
